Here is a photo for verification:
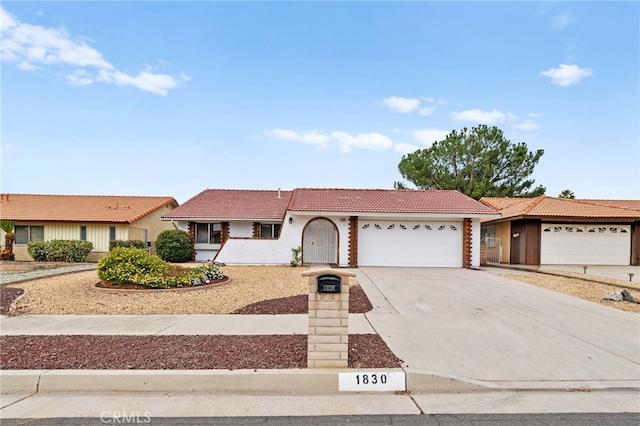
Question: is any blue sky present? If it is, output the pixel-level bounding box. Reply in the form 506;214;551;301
1;1;638;204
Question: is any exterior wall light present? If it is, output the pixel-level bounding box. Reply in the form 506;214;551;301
289;217;293;224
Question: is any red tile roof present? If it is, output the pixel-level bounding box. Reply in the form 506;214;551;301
163;189;293;220
288;188;497;215
0;194;178;223
480;196;640;220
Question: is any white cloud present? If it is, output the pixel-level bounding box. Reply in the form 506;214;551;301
529;112;541;118
264;129;395;153
263;129;330;148
449;108;507;124
551;12;575;29
506;112;519;121
394;143;420;154
97;69;184;97
380;96;421;113
512;119;539;131
0;7;186;96
412;128;449;147
540;64;593;86
418;106;435;116
299;130;331;145
331;131;394;153
66;69;93;86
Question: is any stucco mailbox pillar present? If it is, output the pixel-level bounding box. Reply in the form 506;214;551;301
303;268;355;368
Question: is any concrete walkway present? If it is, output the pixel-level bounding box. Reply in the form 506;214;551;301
0;313;374;335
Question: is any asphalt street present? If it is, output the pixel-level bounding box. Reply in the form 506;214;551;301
1;413;639;426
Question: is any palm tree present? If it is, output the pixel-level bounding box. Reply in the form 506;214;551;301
558;189;575;199
1;220;16;256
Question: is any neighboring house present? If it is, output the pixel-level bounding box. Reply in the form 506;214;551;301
0;194;178;261
162;188;498;268
479;196;640;266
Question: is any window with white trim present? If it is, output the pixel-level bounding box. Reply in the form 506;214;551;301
80;226;87;241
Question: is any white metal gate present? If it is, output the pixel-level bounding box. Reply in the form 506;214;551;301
482;237;502;264
303;219;338;264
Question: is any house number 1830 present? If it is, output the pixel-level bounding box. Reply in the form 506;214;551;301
338;371;405;392
355;373;387;385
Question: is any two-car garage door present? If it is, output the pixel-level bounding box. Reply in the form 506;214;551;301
358;220;463;267
540;224;631;265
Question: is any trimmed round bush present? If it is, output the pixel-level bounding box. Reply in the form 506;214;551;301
155;230;193;263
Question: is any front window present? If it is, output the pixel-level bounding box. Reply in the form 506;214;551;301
15;225;44;244
80;226;87;241
260;223;281;238
196;223;221;244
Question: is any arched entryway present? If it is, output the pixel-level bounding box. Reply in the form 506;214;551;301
303;218;338;264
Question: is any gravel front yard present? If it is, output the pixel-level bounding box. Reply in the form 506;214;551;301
500;271;640;314
0;265;402;370
4;266;315;315
0;334;402;370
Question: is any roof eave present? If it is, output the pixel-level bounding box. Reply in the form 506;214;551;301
287;210;500;219
162;216;286;222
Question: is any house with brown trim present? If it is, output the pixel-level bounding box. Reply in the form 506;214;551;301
479;196;640;266
0;194;179;261
162;188;498;268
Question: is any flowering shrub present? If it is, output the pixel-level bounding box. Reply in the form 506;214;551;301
198;262;224;281
98;247;168;287
97;247;225;289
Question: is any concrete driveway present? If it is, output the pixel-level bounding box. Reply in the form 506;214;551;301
355;267;640;390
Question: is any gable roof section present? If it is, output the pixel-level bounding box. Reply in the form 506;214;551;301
288;189;498;215
163;189;293;220
480;196;640;220
0;194;178;224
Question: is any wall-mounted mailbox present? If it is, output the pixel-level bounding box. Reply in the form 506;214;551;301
317;274;342;293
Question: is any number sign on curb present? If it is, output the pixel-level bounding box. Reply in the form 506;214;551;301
338;371;405;392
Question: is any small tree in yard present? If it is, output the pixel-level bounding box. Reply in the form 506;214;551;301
396;125;546;200
155;230;193;263
1;220;16;260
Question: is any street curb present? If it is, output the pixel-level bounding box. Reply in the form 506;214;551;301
2;369;639;395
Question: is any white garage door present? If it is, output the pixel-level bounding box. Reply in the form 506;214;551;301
541;224;631;265
358;220;462;267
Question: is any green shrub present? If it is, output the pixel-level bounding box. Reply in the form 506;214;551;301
27;240;93;262
97;248;225;289
109;240;146;251
155;230;193;263
198;262;224;280
27;241;48;261
98;247;168;286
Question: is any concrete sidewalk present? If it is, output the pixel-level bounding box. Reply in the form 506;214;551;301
0;313;374;335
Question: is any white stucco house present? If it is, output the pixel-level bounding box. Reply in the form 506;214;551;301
162;188;499;268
